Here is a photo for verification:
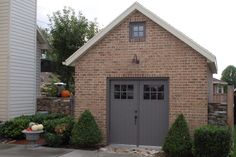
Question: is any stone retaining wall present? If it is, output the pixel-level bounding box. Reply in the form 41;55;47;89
208;103;227;126
37;97;74;115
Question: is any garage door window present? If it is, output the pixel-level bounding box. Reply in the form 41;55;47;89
114;84;134;99
144;85;164;100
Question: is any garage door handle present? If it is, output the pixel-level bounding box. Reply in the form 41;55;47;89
134;115;138;125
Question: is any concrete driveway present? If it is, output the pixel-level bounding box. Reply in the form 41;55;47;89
0;144;139;157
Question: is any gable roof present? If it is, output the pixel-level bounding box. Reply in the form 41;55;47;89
63;2;217;73
213;78;228;85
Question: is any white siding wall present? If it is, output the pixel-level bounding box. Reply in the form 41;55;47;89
8;0;37;118
0;0;10;120
36;40;41;97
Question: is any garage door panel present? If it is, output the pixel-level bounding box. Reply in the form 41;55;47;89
110;81;138;145
139;81;168;146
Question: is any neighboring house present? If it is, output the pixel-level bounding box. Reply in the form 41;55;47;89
64;2;217;146
37;27;50;97
0;0;49;121
212;78;228;104
213;78;227;94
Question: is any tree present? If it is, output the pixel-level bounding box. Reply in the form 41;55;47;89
221;65;236;87
48;7;98;91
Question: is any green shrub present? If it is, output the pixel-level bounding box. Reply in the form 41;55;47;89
162;114;192;157
70;110;102;147
0;116;31;139
44;133;63;147
0;113;67;139
193;125;232;157
43;116;75;146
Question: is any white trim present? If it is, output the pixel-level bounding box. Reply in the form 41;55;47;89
64;2;217;73
36;26;51;50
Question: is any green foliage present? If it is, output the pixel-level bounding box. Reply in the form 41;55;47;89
221;65;236;87
193;125;232;157
47;7;99;88
70;110;102;147
162;114;192;157
232;125;236;157
0;116;31;139
44;133;63;147
44;116;75;146
40;74;61;97
0;113;66;139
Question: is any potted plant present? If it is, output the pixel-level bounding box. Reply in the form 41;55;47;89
22;122;44;147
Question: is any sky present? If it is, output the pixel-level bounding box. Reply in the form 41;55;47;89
37;0;236;79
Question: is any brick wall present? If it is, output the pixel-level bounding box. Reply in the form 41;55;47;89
74;11;209;143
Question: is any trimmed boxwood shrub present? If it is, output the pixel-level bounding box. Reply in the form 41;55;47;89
70;110;102;148
193;125;232;157
162;114;192;157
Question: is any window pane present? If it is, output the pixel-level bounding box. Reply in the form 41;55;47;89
121;85;126;91
144;85;150;92
133;31;139;37
133;26;138;31
151;86;157;92
144;92;150;100
121;92;126;99
127;92;133;99
128;85;134;91
114;92;120;99
158;92;164;100
151;93;157;100
158;85;164;92
114;85;120;91
138;31;144;37
139;25;144;31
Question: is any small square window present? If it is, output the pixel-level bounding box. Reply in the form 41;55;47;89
121;85;127;91
114;85;120;91
121;92;126;99
158;93;164;100
114;92;120;99
127;92;133;99
151;93;157;100
144;85;150;92
130;22;146;40
144;92;150;100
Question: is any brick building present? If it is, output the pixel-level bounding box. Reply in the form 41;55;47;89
64;2;217;146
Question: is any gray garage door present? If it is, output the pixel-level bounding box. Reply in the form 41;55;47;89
109;80;168;146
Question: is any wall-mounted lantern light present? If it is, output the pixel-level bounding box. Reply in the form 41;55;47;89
132;54;140;64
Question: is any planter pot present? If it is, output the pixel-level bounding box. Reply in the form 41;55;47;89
22;130;44;147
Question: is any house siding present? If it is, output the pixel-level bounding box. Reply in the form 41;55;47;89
8;0;37;118
0;0;10;120
36;40;41;97
74;11;209;143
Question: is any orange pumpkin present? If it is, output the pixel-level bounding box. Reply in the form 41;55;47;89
61;90;70;97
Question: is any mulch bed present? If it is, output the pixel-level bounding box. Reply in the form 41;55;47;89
0;137;46;145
